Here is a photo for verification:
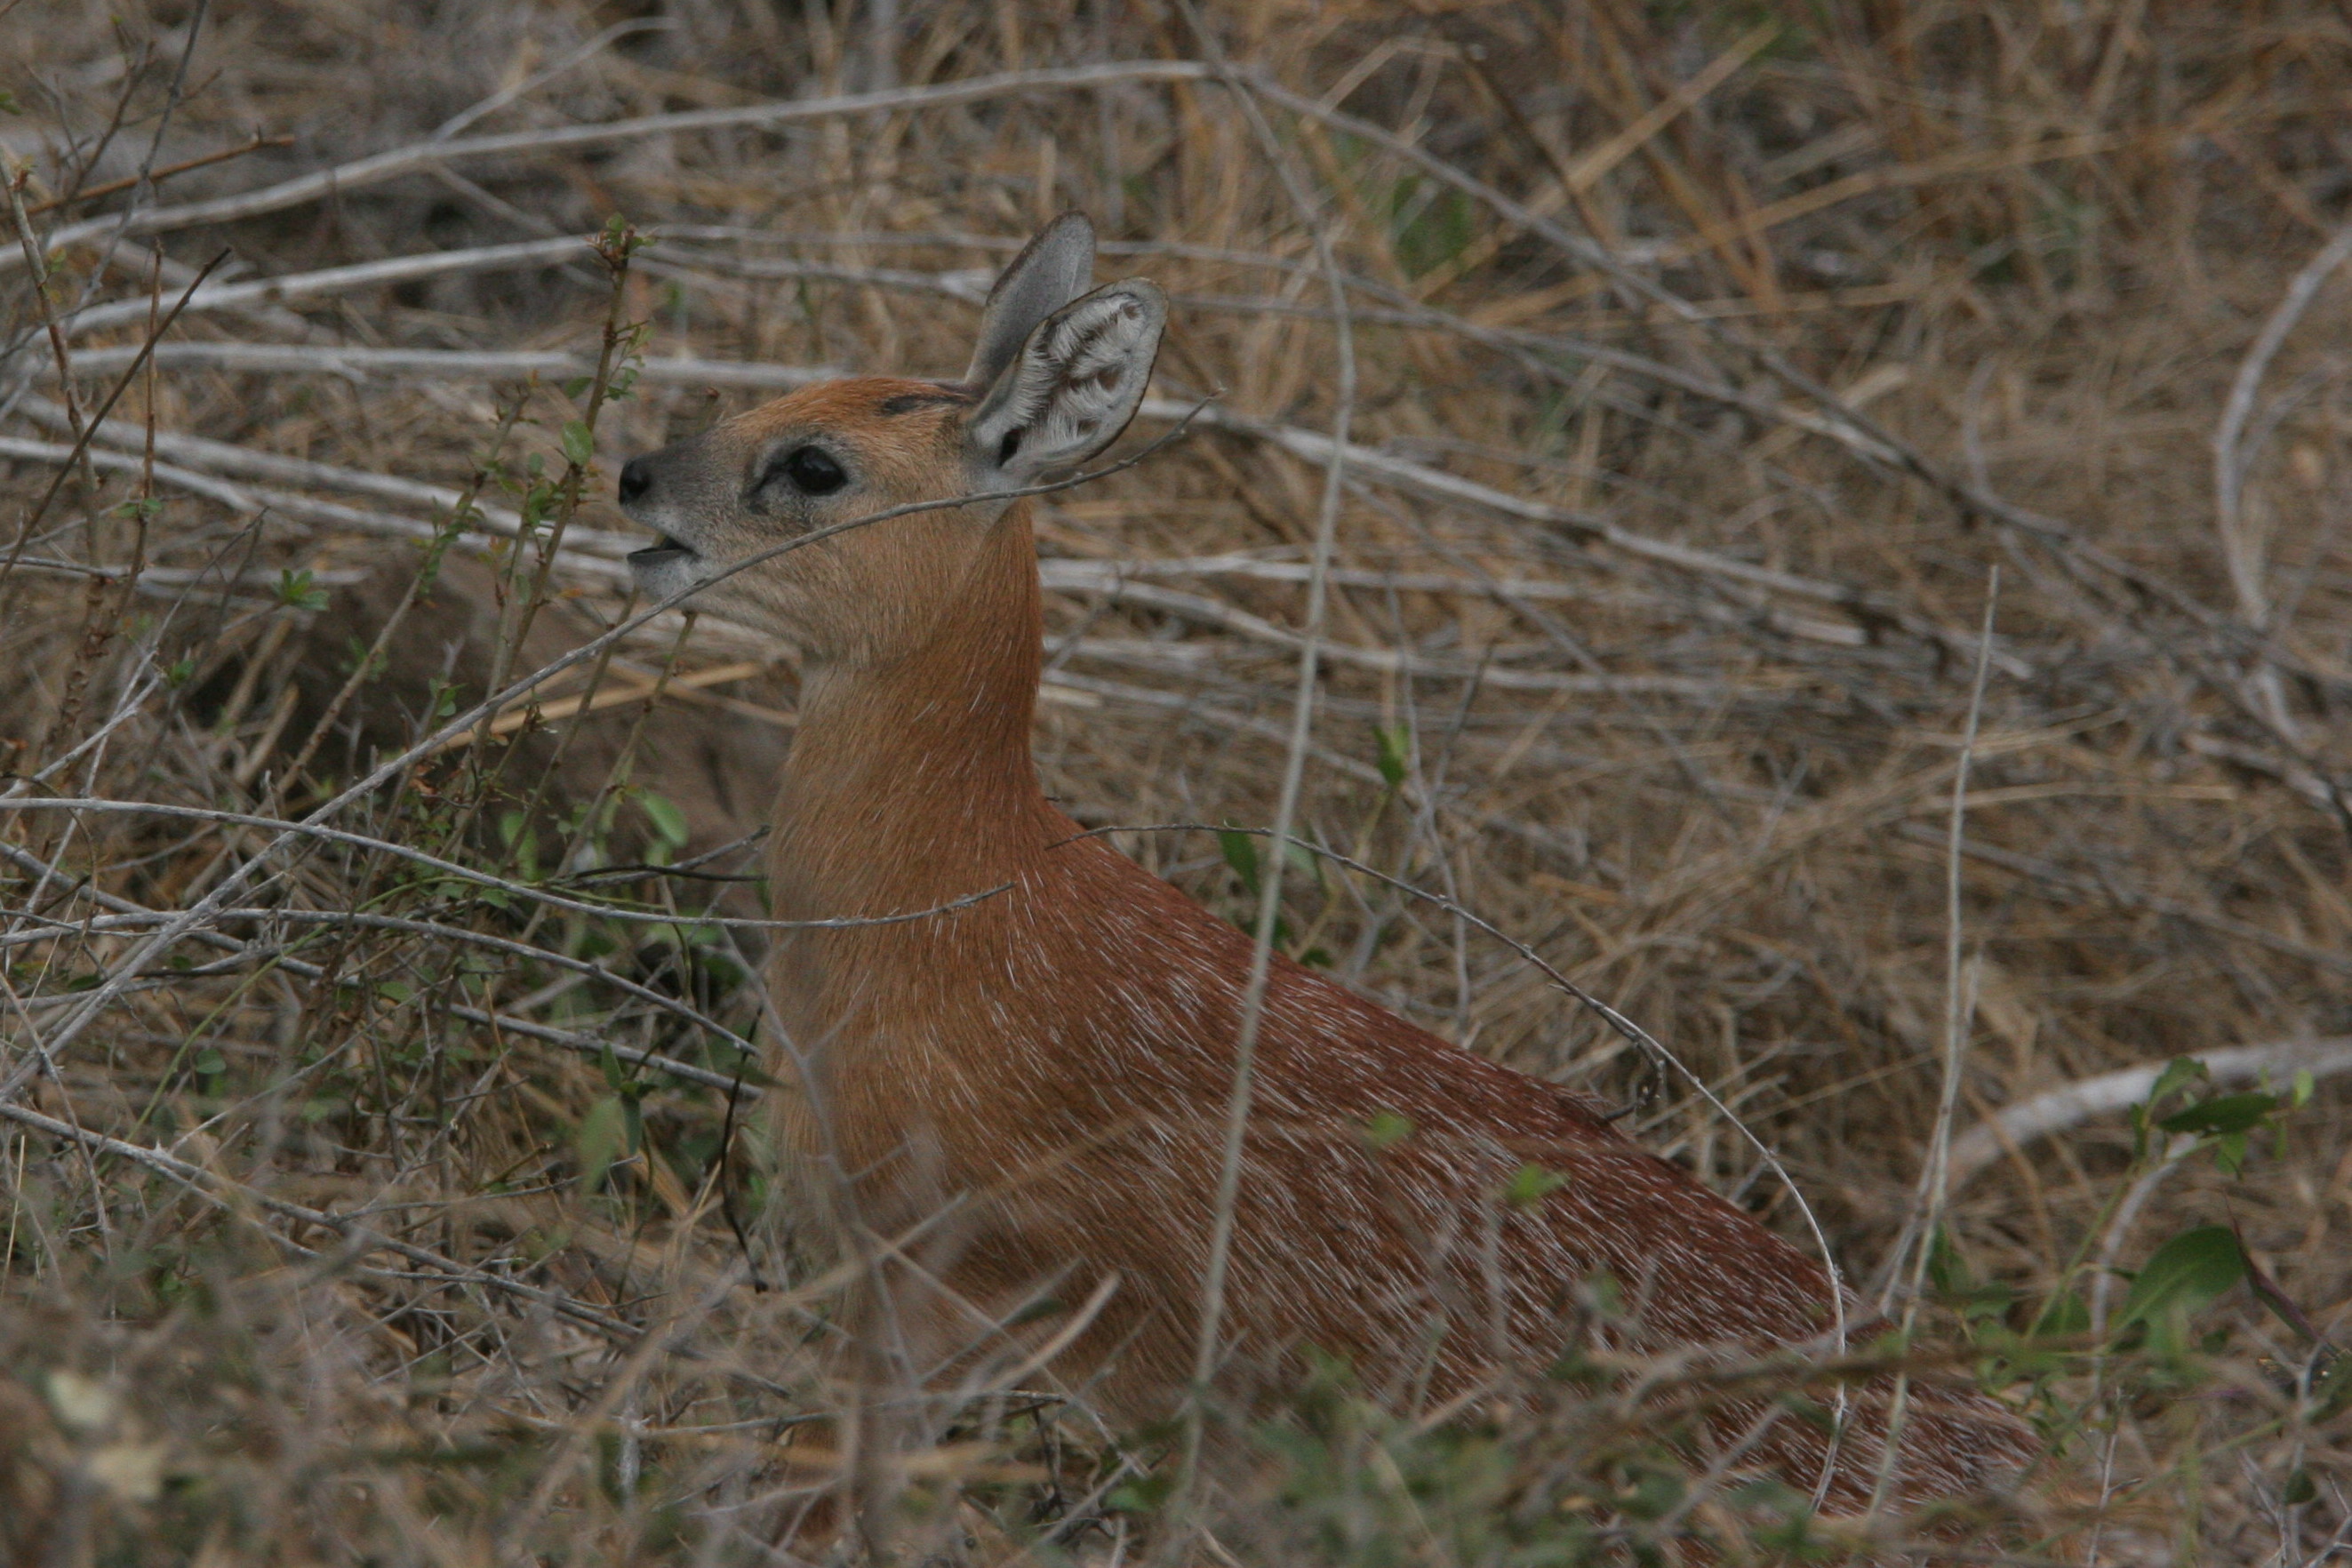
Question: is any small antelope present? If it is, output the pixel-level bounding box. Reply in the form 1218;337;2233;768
617;214;2033;1508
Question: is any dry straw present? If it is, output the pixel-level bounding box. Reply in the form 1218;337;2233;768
2;3;2348;1564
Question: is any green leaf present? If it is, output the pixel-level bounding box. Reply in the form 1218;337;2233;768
2114;1225;2245;1333
275;567;328;612
560;375;592;399
1387;175;1476;279
577;1096;628;1192
1580;1268;1624;1320
1281;836;1320;883
2030;1287;2089;1340
2158;1092;2280;1139
1216;827;1260;897
1362;1110;1413;1151
2144;1056;2209;1112
596;212;655;260
195;1049;227;1076
1500;1163;1567;1210
560;420;596;468
639;789;690;850
0;91;21;116
1105;1468;1173;1514
1617;1465;1685;1521
1373;722;1410;788
1925;1228;1967;1297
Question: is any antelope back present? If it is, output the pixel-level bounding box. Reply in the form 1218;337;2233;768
611;214;2038;1517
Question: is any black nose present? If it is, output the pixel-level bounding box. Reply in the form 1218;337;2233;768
618;455;652;505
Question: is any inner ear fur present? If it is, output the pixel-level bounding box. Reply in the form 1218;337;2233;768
962;212;1096;392
969;279;1167;480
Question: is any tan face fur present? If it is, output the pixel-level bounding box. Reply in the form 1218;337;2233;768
617;379;998;667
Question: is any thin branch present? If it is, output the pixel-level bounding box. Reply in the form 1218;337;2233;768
0;796;1011;933
0;1098;644;1340
20;134;292;218
35;341;2028;672
2212;216;2352;627
1172;20;1358;1535
1059;820;1856;1364
0;402;1215;1100
1948;1036;2352;1186
1868;565;2000;1520
8;62;1220;275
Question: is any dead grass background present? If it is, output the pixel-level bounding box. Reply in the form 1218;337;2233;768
1;1;2349;1563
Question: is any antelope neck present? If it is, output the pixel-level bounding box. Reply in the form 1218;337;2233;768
766;509;1059;919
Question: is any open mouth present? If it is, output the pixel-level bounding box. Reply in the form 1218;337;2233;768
628;534;692;566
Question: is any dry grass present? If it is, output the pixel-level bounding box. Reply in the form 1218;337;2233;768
2;1;2349;1562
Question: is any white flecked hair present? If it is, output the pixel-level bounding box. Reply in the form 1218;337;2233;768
969;279;1166;482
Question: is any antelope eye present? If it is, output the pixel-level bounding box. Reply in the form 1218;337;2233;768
769;444;847;497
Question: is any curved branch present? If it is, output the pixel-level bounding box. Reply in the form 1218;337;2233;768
7;62;1216;275
1948;1036;2352;1186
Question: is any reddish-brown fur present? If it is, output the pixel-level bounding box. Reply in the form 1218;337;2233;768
622;369;2035;1511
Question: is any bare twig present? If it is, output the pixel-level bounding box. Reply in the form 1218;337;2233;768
1948;1037;2352;1186
0;1098;644;1340
20;134;292;218
35;341;2027;670
7;63;1221;275
1868;565;2000;1518
1170;15;1358;1537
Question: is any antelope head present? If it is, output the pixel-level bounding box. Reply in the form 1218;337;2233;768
615;212;1166;666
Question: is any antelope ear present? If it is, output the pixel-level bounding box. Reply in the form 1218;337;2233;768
962;212;1096;391
968;280;1165;484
